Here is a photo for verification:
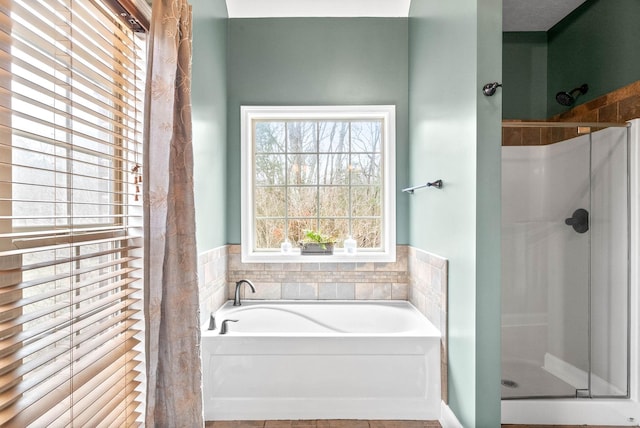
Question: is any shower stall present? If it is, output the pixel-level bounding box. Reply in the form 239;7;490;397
501;119;640;425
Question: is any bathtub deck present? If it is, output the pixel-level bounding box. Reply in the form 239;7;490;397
205;421;441;428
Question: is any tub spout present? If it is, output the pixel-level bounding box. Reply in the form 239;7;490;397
220;319;238;334
234;279;256;306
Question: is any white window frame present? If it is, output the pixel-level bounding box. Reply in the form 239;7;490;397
241;105;396;263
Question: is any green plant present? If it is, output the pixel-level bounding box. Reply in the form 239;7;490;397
303;230;335;244
300;230;336;250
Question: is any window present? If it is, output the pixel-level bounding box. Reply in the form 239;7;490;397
241;106;396;262
0;1;145;425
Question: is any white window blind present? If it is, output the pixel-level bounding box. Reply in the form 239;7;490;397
0;0;145;426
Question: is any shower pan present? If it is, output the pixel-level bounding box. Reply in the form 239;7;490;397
501;120;640;425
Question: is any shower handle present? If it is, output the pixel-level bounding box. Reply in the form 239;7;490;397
565;208;589;233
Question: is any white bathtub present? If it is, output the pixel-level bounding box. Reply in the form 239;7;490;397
201;300;441;421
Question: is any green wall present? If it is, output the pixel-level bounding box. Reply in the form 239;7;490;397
409;0;502;426
547;0;640;117
225;18;410;244
192;0;228;252
193;7;503;425
502;0;640;119
503;32;547;120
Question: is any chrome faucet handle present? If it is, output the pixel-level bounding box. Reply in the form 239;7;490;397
208;313;216;330
220;319;238;335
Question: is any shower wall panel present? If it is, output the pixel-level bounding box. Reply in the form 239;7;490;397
502;146;550;366
502;136;590;379
544;135;590;378
590;126;629;396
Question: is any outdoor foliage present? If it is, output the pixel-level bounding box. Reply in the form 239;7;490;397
254;119;383;249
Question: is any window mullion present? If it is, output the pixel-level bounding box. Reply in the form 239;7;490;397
284;121;289;244
348;121;353;237
315;120;320;234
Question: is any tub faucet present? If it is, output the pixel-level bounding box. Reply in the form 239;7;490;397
234;279;256;306
220;319;238;334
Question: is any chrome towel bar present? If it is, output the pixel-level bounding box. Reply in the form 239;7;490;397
402;179;443;194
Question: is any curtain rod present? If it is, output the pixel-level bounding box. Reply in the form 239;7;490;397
103;0;150;33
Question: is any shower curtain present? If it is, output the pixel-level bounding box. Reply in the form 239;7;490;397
143;0;203;426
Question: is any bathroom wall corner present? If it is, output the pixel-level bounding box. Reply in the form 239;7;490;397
408;246;449;404
192;0;228;252
198;245;229;326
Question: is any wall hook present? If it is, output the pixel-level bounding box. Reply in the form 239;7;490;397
482;82;502;96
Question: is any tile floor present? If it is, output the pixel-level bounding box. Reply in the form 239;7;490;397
503;426;624;428
205;421;441;428
205;420;624;427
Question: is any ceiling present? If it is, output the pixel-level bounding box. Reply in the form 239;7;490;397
503;0;587;31
224;0;587;31
225;0;411;18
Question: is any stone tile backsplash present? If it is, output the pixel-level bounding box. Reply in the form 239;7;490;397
407;246;448;403
199;244;447;320
226;244;409;301
197;246;228;326
407;247;448;337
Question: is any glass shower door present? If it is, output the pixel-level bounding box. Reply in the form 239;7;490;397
501;123;629;399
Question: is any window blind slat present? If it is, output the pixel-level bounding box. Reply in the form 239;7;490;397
0;0;145;424
0;290;139;370
0;326;140;412
68;364;140;427
0;225;135;240
0;48;144;124
0;309;140;390
87;376;142;428
91;389;142;428
1;85;142;146
0;298;138;364
1;132;142;170
7;243;136;269
48;0;144;66
0;186;140;205
0;26;144;123
0;234;138;256
10;5;140;98
0;284;139;340
4;65;141;120
28;0;140;81
0;339;140;426
0;268;137;313
0;106;133;160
